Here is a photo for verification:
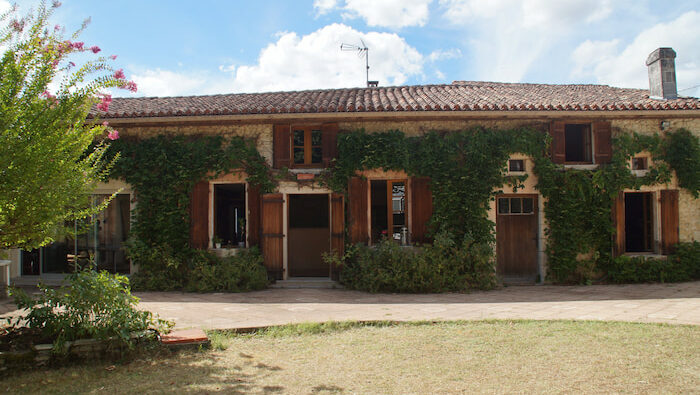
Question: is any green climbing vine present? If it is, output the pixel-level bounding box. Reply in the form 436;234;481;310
106;134;274;290
324;127;699;283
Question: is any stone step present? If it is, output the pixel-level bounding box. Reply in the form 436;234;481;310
270;277;343;289
161;328;211;350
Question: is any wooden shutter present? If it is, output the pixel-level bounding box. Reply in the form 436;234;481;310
330;193;345;280
410;177;433;244
261;193;284;279
273;124;291;169
247;185;261;247
549;121;566;164
190;181;209;249
594;121;612;164
347;176;369;244
612;192;625;256
321;123;339;167
660;189;679;255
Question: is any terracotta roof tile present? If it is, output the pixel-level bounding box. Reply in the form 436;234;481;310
96;81;700;119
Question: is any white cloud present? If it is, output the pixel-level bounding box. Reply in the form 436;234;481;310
229;23;423;92
0;0;11;14
314;0;338;16
428;48;462;62
314;0;432;28
124;23;424;96
571;11;700;97
439;0;613;82
129;68;211;97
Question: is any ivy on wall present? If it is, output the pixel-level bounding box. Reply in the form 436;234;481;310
106;134;274;289
324;127;699;283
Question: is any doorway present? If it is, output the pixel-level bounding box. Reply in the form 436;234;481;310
496;194;539;281
287;194;330;277
624;192;653;252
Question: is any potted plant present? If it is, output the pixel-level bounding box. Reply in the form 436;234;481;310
212;235;222;249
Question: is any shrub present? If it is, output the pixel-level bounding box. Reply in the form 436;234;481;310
10;268;171;352
329;233;497;293
186;247;268;293
606;241;700;283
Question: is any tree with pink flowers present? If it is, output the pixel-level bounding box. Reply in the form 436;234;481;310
0;1;137;250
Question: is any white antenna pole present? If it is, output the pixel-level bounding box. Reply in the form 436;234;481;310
341;41;374;87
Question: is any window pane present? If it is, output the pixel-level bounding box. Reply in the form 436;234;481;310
311;129;322;146
509;159;524;172
522;198;534;213
564;124;591;163
510;198;522;214
293;147;305;164
293;130;305;146
498;198;509;214
214;184;246;248
311;147;322;163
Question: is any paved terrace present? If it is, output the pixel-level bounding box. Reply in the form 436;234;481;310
2;282;698;329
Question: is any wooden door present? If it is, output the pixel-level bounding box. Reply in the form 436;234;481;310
660;189;679;255
261;193;284;279
496;194;539;280
330;193;344;280
288;194;330;277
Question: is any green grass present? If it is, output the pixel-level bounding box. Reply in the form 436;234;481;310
3;320;699;394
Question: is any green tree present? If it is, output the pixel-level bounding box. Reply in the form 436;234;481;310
0;1;136;250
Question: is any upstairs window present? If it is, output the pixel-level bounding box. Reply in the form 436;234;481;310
564;124;592;163
293;127;322;166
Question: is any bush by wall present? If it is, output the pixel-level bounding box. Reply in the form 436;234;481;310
605;241;700;283
328;233;497;293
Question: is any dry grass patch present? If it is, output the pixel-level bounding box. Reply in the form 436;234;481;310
2;320;699;394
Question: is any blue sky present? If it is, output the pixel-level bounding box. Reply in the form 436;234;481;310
4;0;700;97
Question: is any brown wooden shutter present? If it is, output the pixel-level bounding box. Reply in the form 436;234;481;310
273;124;291;169
660;189;679;255
247;185;261;247
410;177;433;244
347;176;369;244
594;121;612;164
261;193;284;279
550;121;566;164
612;192;625;256
330;193;345;280
190;181;209;249
322;123;339;167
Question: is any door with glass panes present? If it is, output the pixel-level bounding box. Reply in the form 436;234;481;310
496;194;538;280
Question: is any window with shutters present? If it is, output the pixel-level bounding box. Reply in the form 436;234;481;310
273;123;339;169
551;121;611;165
370;179;408;243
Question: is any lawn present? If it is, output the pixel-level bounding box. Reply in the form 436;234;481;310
2;320;699;394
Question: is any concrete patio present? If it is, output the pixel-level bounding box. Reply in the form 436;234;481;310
132;282;700;329
2;282;698;330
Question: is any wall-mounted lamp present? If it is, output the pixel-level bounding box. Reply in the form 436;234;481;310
660;120;671;130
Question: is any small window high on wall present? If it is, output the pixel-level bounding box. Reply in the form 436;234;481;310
370;180;407;243
214;184;246;247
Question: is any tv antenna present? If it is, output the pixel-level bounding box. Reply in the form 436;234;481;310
341;39;378;87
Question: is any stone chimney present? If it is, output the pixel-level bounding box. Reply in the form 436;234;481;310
646;47;677;99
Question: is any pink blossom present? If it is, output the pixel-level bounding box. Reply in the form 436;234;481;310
90;46;101;54
107;130;119;140
122;80;138;93
109;55;118;60
113;69;125;79
41;91;55;100
68;61;75;68
71;41;84;50
102;121;109;127
54;24;61;31
52;1;62;8
96;94;112;112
